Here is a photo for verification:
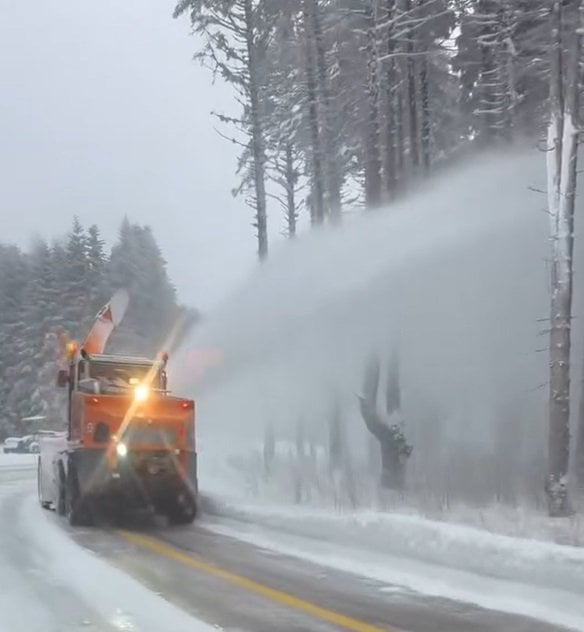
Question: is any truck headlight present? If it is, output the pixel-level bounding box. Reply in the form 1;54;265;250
134;385;149;402
116;442;128;457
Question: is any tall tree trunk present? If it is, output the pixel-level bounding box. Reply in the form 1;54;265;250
303;0;325;225
420;53;431;175
244;0;268;260
546;0;583;517
383;0;397;199
311;0;342;223
575;351;584;490
364;5;383;208
546;0;566;516
284;143;297;238
498;5;515;143
404;0;420;172
478;0;498;144
395;71;406;190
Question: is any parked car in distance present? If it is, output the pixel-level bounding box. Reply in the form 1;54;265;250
3;435;41;454
3;437;21;453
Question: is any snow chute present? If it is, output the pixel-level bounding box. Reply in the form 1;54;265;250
82;289;129;355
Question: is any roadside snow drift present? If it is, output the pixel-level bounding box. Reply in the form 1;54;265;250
20;496;215;632
203;497;584;632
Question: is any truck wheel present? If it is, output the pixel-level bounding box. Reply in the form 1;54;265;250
167;494;197;526
37;458;51;510
57;464;66;516
66;466;92;527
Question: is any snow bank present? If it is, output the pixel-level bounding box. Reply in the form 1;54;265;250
0;453;37;470
202;496;584;631
21;496;215;632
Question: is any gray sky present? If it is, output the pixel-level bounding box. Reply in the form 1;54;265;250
0;0;261;309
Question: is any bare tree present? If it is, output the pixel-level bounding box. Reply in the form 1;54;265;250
545;0;583;517
359;354;412;490
263;420;275;477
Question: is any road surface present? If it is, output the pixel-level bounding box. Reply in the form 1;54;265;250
0;461;577;632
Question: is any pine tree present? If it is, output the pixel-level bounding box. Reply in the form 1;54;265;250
84;224;108;330
61;216;90;339
454;0;548;146
174;0;270;260
29;330;67;427
108;220;182;356
0;245;29;437
262;3;307;236
6;240;61;427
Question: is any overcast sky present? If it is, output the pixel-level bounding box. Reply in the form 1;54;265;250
0;0;266;309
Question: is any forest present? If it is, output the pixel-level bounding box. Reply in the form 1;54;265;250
174;0;581;250
175;0;584;516
0;218;191;438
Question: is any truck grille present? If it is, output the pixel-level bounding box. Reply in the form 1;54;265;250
122;425;177;447
128;450;175;475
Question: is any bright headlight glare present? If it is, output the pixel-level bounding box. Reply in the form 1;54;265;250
134;384;149;402
116;442;128;457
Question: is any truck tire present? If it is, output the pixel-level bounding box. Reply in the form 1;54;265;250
166;493;197;526
167;508;196;525
57;463;66;516
66;466;92;527
37;458;51;510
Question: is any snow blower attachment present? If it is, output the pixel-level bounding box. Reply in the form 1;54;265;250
38;290;198;526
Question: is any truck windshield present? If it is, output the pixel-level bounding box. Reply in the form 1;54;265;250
89;362;159;392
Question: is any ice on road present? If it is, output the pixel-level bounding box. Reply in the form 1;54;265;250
0;457;215;632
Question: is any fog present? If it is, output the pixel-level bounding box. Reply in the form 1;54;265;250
175;148;584;506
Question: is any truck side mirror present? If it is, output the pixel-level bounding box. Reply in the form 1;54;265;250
56;369;69;388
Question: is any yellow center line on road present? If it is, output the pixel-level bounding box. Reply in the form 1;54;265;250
116;530;394;632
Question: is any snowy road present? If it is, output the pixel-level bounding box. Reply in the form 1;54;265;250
0;461;579;632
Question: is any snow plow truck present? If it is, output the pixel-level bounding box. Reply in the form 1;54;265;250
37;290;198;526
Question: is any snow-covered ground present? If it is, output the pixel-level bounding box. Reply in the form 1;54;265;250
0;452;38;470
20;496;215;632
197;441;584;631
202;493;584;631
200;438;584;545
206;513;584;632
0;465;215;632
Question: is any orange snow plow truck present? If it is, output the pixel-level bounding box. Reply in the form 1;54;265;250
37;290;198;526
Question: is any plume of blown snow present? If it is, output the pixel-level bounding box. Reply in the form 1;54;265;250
172;147;584;505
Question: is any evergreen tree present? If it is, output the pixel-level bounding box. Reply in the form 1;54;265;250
6;240;60;427
108;220;182;356
0;245;29;437
28;330;67;427
175;0;270;260
0;217;191;437
84;224;108;329
61;216;90;339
